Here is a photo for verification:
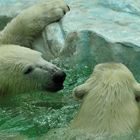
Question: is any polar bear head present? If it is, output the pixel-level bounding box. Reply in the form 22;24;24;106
0;45;66;96
71;63;140;136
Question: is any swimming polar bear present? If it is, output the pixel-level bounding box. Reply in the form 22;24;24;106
71;63;140;136
0;0;69;96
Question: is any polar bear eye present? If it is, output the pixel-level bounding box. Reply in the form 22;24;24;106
23;66;34;75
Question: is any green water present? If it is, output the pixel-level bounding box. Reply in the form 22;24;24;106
0;60;92;139
0;17;94;139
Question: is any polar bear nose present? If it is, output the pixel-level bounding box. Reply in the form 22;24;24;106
52;71;66;83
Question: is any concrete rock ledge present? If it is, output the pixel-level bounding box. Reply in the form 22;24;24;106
35;0;140;79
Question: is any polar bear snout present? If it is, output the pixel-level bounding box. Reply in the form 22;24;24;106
52;71;66;84
43;70;66;92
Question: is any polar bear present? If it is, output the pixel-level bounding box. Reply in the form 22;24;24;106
0;45;66;96
0;0;69;96
71;63;140;136
0;0;70;48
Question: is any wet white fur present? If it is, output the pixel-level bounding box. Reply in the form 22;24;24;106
71;63;140;136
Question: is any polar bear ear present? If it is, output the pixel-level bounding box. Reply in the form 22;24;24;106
133;82;140;102
133;83;140;93
72;85;89;101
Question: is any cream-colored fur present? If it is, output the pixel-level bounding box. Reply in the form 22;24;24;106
0;0;69;47
0;45;64;95
0;0;69;95
71;63;140;136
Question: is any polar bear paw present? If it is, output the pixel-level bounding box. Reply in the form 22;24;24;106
0;0;70;47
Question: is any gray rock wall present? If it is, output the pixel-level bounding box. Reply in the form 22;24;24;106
38;0;140;79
